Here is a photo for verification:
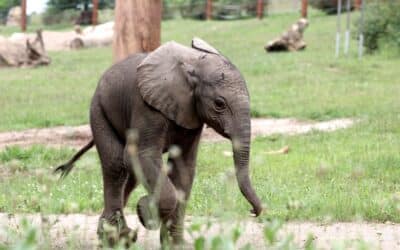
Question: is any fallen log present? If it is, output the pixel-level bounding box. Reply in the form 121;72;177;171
265;18;309;52
69;21;114;49
7;21;115;52
69;30;113;50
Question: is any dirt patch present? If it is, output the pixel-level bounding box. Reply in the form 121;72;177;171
0;213;398;249
0;125;90;150
0;118;356;150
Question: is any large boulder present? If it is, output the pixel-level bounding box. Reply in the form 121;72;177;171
6;6;21;27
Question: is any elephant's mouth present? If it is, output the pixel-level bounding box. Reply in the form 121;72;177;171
205;121;230;140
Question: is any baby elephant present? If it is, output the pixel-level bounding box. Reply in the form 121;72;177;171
55;38;262;246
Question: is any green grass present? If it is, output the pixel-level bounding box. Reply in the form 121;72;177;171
1;11;399;131
0;11;399;222
0;23;77;36
0;116;399;222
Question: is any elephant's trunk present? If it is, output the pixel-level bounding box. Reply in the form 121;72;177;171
231;110;263;217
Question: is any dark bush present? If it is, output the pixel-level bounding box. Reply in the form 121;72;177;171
310;0;354;14
359;1;400;53
42;9;81;25
179;0;258;20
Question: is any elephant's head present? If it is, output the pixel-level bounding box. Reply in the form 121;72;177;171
137;38;262;216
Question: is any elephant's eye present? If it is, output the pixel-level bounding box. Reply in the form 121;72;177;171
214;97;226;111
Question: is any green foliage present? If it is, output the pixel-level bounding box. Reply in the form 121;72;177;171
43;0;114;24
310;0;354;14
0;14;399;222
46;0;114;12
358;1;400;53
42;8;81;25
0;0;19;10
0;0;19;22
5;219;39;250
0;11;399;250
177;0;257;20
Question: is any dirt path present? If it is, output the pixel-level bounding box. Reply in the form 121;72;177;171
0;213;399;249
0;118;355;150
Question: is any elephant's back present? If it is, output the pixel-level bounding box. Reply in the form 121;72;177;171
92;53;148;141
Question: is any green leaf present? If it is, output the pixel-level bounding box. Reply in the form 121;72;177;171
263;219;283;245
194;236;206;250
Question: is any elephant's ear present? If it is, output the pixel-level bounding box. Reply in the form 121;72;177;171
137;41;202;129
192;37;220;55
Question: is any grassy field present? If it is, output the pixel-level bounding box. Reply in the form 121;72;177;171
0;11;399;222
1;12;399;131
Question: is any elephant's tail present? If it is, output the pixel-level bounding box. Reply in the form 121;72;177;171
54;139;95;179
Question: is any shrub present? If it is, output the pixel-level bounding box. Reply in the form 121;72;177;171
0;0;19;25
179;0;258;20
310;0;354;14
42;9;81;25
359;1;400;53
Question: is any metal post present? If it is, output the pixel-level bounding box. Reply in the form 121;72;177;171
335;0;342;58
344;0;351;55
358;0;364;58
92;0;99;25
301;0;308;18
257;0;264;20
206;0;212;20
21;0;27;31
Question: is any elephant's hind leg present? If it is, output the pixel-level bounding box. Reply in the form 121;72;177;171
90;105;137;245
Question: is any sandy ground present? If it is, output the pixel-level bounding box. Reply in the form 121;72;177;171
0;118;355;150
0;213;399;249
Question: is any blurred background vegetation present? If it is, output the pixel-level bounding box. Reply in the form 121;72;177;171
2;0;399;54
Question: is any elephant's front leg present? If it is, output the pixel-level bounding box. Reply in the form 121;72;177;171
160;159;195;246
161;131;202;246
135;146;179;230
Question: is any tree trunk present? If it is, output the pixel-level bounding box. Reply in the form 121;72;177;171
301;0;308;18
206;0;212;20
113;0;162;62
256;0;264;20
21;0;27;31
354;0;362;10
92;0;99;25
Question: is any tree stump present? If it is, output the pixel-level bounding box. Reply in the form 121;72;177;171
265;18;309;52
0;30;51;68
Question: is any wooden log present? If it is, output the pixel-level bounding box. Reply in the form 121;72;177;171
113;0;162;62
265;18;309;52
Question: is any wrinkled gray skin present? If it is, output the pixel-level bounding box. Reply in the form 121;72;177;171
56;38;262;246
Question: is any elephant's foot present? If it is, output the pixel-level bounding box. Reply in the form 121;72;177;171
97;211;137;248
137;195;161;230
161;237;190;250
160;222;188;250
